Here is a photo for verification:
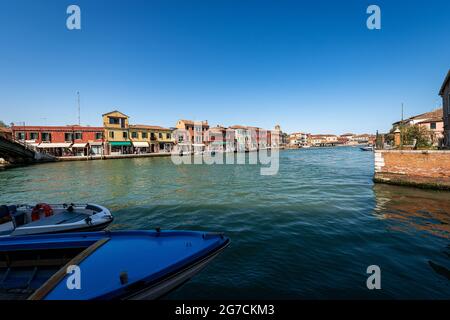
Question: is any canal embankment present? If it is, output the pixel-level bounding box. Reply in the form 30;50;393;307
374;150;450;190
57;152;172;161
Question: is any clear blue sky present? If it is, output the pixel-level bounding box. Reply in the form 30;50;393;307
0;0;449;134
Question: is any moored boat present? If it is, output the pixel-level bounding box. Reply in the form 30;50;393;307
360;146;374;151
0;203;113;237
0;229;230;300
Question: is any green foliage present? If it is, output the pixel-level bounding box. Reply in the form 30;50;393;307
402;125;432;148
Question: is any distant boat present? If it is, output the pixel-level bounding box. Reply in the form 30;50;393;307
360;146;374;151
0;203;113;237
0;229;230;300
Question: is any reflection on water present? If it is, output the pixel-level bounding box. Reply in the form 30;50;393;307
373;184;450;239
374;184;450;285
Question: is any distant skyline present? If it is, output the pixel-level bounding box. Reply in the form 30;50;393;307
0;0;449;134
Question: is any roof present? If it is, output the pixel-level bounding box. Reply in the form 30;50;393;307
393;108;443;126
177;120;209;126
102;110;129;117
129;125;171;131
229;125;248;129
410;108;443;121
416;118;444;124
310;134;337;137
439;69;450;96
209;126;226;131
10;125;104;131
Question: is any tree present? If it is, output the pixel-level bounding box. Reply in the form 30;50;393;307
0;121;8;128
402;125;432;148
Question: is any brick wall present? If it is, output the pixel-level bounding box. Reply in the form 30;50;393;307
374;150;450;189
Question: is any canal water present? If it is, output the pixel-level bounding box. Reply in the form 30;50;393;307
0;147;449;299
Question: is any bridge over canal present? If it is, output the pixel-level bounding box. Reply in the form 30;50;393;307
0;136;55;164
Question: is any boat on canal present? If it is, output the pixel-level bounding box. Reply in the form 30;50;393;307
360;145;374;151
0;203;114;237
0;229;230;300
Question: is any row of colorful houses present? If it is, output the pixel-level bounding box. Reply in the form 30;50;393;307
288;132;376;147
9;110;285;157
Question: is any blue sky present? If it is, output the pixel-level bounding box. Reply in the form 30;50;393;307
0;0;449;134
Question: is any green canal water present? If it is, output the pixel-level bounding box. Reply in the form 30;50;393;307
0;147;449;299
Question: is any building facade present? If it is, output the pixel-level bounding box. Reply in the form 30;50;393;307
129;125;174;153
175;120;209;154
11;125;104;156
289;132;309;147
230;125;250;152
440;70;450;147
102;111;131;154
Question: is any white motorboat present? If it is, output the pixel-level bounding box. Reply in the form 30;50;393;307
360;146;374;151
0;203;114;237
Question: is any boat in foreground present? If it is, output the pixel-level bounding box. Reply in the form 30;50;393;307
0;203;113;237
0;229;230;300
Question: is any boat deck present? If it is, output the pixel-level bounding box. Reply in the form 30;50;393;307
24;210;90;227
0;247;87;300
0;210;92;237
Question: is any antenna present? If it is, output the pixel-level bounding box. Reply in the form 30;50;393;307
400;102;404;150
77;91;81;125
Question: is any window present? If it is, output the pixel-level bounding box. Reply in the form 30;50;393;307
166;133;171;139
95;132;103;140
151;133;155;139
74;132;82;140
142;132;148;139
64;133;73;141
122;131;128;139
29;132;38;140
430;122;436;130
16;132;25;140
131;131;138;139
109;131;114;138
42;132;51;142
159;133;163;139
109;117;120;125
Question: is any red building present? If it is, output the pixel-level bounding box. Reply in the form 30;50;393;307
11;125;104;157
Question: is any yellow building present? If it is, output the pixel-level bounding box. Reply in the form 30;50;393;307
153;126;174;152
130;125;174;153
102;110;131;154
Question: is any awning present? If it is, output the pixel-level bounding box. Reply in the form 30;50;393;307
132;141;149;148
38;143;72;148
192;143;205;147
25;140;39;147
72;143;87;148
89;142;103;146
109;141;132;147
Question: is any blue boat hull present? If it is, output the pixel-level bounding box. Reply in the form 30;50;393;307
0;230;230;300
